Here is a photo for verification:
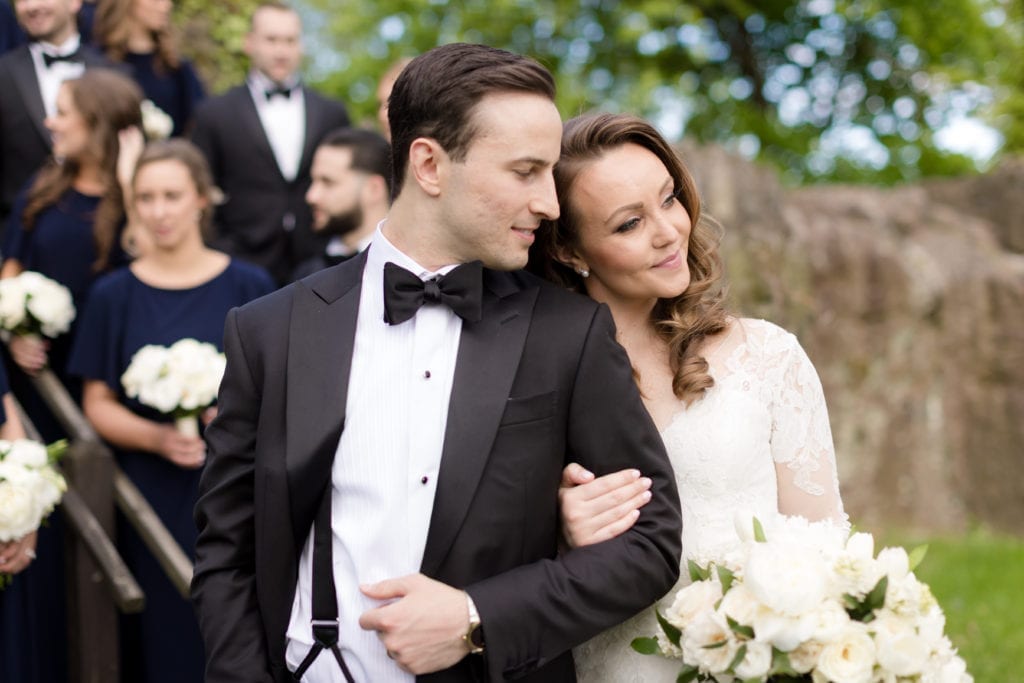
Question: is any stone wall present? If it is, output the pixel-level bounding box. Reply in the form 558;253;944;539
682;145;1024;534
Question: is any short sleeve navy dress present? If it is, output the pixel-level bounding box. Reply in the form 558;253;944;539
122;52;205;137
67;259;274;683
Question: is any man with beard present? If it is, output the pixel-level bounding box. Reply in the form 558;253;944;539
291;127;390;281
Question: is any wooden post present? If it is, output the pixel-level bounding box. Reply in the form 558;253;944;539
63;439;120;683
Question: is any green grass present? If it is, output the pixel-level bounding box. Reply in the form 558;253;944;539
883;528;1024;682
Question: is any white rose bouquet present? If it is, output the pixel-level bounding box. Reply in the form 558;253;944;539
632;515;972;683
0;271;76;339
121;338;226;437
140;99;174;140
0;439;67;588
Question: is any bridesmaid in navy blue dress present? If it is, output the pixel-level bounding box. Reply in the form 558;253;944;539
0;69;142;683
93;0;205;137
69;139;274;683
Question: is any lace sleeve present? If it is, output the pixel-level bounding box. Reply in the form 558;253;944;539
767;327;849;529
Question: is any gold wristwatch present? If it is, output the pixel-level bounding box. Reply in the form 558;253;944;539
463;592;485;654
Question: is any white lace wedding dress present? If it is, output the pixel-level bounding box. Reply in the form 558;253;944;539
573;318;850;682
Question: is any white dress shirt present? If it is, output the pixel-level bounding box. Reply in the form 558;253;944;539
285;226;463;682
248;70;305;181
28;35;85;119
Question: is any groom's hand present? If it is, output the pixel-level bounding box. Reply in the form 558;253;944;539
359;573;470;674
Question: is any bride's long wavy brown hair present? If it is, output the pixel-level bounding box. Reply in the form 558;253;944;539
530;113;730;404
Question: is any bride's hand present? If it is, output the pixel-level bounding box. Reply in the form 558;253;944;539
558;463;652;548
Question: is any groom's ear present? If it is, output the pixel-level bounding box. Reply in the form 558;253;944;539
407;137;445;197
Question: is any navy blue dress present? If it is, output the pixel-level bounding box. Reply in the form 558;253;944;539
122;52;205;137
0;186;123;683
68;259;274;683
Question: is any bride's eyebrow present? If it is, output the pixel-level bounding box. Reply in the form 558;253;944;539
603;177;674;224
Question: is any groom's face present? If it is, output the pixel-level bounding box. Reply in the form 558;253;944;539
435;91;562;271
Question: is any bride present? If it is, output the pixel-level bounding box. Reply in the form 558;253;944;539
529;113;849;681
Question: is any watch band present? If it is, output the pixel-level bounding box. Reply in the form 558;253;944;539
463;592;484;654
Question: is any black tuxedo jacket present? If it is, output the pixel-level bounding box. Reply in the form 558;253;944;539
190;85;350;284
0;43;109;237
192;254;683;682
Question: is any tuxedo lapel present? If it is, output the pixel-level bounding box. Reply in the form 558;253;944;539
10;48;50;147
420;272;539;576
285;253;367;543
234;86;287;184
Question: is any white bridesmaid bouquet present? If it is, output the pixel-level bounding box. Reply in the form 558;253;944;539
140;99;173;140
121;338;226;437
632;515;971;683
0;271;76;338
0;439;67;588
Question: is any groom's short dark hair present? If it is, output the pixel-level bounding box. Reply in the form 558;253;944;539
387;43;556;198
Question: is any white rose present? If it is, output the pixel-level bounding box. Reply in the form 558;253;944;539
3;440;48;467
752;608;819;652
816;622;876;683
886;573;936;617
26;280;75;336
811;599;851;644
141;99;174;140
872;613;929;676
788;639;824;674
920;653;972;683
719;583;763;628
876;546;910;582
0;479;40;542
745;540;830;616
733;639;772;679
918;605;947;644
682;611;738;674
832;535;884;598
139;374;185;414
0;278;27;329
665;578;722;630
122;345;170;398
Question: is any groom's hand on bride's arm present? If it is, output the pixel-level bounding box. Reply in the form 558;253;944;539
559;463;653;548
359;573;473;674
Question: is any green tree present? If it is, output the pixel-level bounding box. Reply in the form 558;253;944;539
176;0;1022;184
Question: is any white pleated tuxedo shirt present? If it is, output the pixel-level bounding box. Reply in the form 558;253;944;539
29;35;85;119
285;227;463;682
248;71;304;182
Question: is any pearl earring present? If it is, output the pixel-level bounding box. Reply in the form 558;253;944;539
576;267;590;278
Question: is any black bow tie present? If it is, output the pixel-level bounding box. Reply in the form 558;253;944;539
264;85;293;100
42;50;80;68
383;261;483;325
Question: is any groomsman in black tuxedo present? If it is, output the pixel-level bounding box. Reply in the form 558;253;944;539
193;43;682;683
191;1;350;285
291;127;391;281
0;0;108;239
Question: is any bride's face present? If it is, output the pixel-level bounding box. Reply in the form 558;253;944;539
563;143;692;308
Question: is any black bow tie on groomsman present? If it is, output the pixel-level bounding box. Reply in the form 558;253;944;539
383;261;484;325
42;50;80;68
264;84;294;100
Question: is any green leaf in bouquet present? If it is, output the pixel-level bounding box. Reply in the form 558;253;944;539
865;575;888;612
752;517;767;542
46;438;69;463
0;573;11;590
702;639;728;650
676;664;701;683
842;593;861;611
688;559;710;582
717;565;735;594
908;544;929;571
656;609;682;648
726;615;755;639
769;649;801;677
631;637;659;655
726;643;748;673
845;575;889;622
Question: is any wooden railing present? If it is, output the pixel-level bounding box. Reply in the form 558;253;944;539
16;367;195;682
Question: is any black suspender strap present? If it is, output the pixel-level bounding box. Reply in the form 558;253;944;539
291;487;357;683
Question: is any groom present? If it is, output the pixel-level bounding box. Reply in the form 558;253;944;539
192;43;682;683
